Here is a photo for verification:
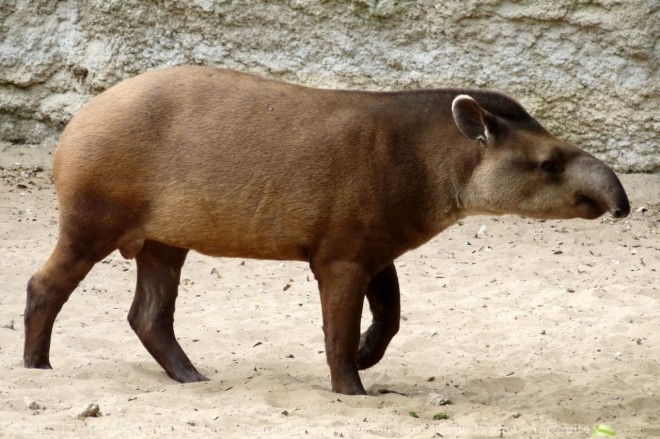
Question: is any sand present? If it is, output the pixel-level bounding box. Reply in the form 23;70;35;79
1;146;658;438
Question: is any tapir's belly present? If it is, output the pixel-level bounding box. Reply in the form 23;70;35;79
141;182;319;261
146;217;313;261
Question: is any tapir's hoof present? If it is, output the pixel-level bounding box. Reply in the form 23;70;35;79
356;353;378;371
24;358;53;370
356;333;384;371
170;368;209;383
333;383;368;396
331;372;368;395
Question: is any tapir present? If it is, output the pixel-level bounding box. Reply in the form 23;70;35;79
24;66;630;395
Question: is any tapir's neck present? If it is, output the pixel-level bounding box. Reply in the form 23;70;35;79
351;90;485;247
407;115;484;239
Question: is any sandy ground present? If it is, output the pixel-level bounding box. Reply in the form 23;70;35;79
1;145;659;438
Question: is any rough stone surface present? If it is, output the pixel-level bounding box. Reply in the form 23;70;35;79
1;0;658;171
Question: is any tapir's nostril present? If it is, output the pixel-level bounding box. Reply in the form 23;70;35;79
611;196;631;219
610;203;630;219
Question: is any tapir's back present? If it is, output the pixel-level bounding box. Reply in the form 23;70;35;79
56;67;337;186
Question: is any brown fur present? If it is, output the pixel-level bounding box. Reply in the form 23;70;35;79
24;66;629;395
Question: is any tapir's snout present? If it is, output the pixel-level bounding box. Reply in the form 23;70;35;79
573;155;630;220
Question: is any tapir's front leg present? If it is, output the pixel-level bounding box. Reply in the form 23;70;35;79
314;260;369;395
356;263;400;370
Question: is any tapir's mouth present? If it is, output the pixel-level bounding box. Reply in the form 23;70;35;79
575;194;608;220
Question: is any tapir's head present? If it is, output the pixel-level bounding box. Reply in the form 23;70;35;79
452;93;630;220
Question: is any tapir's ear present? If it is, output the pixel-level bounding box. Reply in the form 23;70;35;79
452;94;492;142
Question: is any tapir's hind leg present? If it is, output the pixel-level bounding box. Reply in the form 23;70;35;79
24;235;112;368
128;240;207;383
356;263;400;370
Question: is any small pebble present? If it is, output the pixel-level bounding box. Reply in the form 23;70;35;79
475;225;487;238
428;393;451;406
24;397;40;410
75;402;100;420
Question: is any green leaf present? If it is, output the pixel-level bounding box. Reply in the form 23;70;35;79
433;412;449;420
408;411;419;418
593;424;616;437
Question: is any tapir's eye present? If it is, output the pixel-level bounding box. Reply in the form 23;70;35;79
541;160;562;175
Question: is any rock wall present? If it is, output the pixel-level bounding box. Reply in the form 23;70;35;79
1;0;658;171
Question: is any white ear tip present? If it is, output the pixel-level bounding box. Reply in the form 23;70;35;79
452;94;475;110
